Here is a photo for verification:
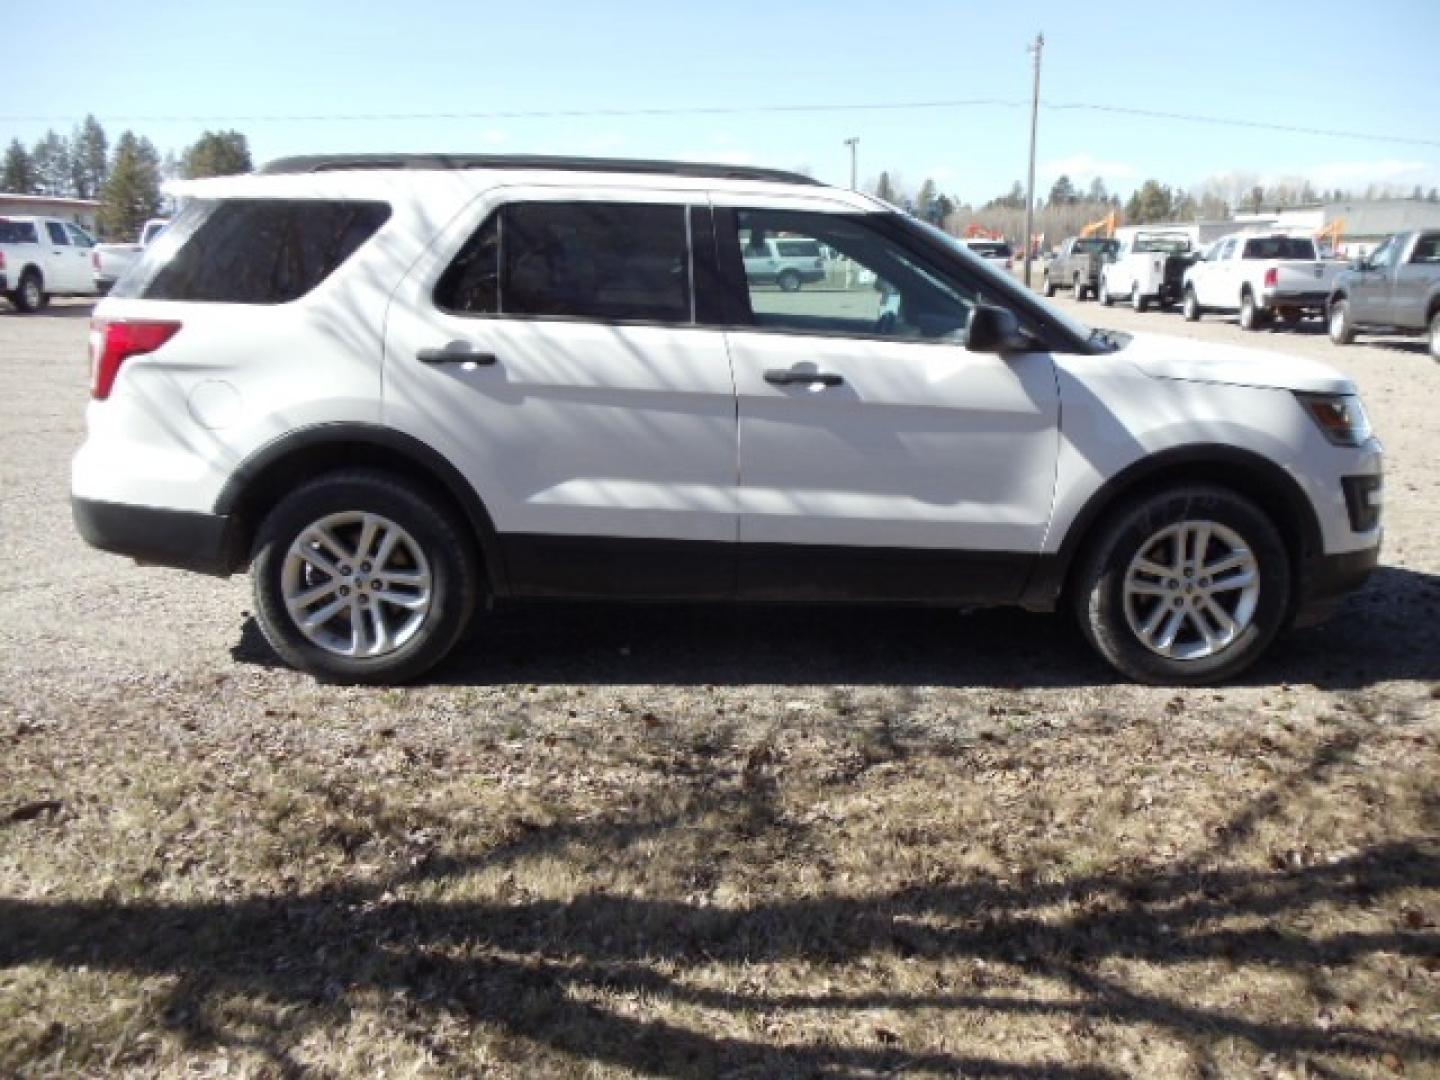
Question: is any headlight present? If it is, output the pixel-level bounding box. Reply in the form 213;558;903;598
1296;392;1373;447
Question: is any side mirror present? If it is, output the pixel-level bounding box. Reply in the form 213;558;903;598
965;305;1031;354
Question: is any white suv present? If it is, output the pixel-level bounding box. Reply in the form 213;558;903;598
72;153;1383;685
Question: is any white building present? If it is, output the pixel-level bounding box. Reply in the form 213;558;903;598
0;193;101;234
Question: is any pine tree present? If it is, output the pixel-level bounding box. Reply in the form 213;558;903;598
874;171;898;204
99;131;163;241
2;139;39;193
914;177;938;222
31;130;72;197
1087;177;1108;204
1048;174;1077;206
182;129;252;178
69;115;108;199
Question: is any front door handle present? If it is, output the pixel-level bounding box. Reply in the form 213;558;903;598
764;366;844;387
417;341;498;365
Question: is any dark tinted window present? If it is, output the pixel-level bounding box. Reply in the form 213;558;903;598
505;203;690;322
0;221;38;244
775;239;822;258
1410;234;1440;264
46;222;69;245
1242;236;1316;260
434;211;500;314
115;198;390;304
437;202;692;322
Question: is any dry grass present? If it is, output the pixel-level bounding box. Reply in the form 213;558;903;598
3;670;1437;1079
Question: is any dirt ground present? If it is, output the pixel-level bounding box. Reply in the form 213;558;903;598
1;298;1437;1079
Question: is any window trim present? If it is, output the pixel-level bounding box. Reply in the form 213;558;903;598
432;199;703;329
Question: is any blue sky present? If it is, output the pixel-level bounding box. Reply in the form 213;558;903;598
6;0;1439;202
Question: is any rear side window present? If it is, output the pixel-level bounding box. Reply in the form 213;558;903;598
436;201;692;324
775;239;822;258
46;222;70;245
0;221;38;244
113;198;390;304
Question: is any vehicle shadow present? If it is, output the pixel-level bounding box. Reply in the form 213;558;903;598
231;564;1440;689
2;741;1436;1077
4;300;97;319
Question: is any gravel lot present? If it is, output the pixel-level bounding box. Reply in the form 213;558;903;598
1;298;1437;1078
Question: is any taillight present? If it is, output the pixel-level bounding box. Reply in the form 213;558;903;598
90;319;181;400
1264;267;1278;289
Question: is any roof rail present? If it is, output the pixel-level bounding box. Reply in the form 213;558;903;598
258;153;823;186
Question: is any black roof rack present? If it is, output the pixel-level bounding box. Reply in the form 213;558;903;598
259;153;822;186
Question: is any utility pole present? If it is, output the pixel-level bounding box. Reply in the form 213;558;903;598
844;137;859;190
1022;32;1044;289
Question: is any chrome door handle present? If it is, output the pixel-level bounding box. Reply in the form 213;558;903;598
764;367;844;387
417;342;497;365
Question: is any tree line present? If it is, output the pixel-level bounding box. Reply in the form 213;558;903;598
1;117;253;241
866;168;1440;244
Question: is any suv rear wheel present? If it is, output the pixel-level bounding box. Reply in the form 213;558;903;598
1073;486;1291;684
1428;310;1438;361
777;269;801;292
251;470;479;683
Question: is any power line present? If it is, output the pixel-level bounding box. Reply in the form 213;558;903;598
1;98;1436;149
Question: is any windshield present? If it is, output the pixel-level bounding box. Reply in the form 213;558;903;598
1073;238;1119;255
911;218;1095;343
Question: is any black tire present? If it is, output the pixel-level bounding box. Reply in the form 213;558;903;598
777;270;801;293
1239;291;1259;331
1182;287;1202;322
1430;310;1440;362
12;271;43;314
1099;279;1113;307
1072;275;1084;301
1328;298;1356;345
1042;272;1056;297
1131;285;1148;313
250;469;480;684
1072;486;1291;685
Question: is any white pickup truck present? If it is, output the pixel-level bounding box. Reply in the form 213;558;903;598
1182;232;1341;330
0;215;100;312
93;218;169;294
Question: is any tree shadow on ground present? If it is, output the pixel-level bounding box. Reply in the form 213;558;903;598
229;564;1440;690
3;737;1437;1077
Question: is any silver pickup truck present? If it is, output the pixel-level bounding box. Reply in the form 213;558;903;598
1328;230;1440;359
1043;236;1118;301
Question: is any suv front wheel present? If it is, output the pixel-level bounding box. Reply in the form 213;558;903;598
251;470;479;683
1073;486;1290;684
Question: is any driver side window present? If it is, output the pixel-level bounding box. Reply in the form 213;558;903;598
724;208;978;341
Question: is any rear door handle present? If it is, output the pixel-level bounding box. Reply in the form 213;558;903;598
417;341;497;365
764;366;844;387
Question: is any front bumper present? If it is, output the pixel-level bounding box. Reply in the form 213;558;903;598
1293;543;1381;628
72;497;239;576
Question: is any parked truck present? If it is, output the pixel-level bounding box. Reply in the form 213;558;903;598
1182;232;1342;330
1327;230;1440;359
1043;236;1119;301
0;216;99;312
1099;232;1195;311
92;217;169;294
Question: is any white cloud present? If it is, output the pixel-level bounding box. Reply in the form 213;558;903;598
1040;153;1138;184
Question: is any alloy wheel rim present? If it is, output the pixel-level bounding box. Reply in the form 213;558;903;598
280;511;433;659
1122;519;1261;661
24;280;39;307
1331;305;1346;338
